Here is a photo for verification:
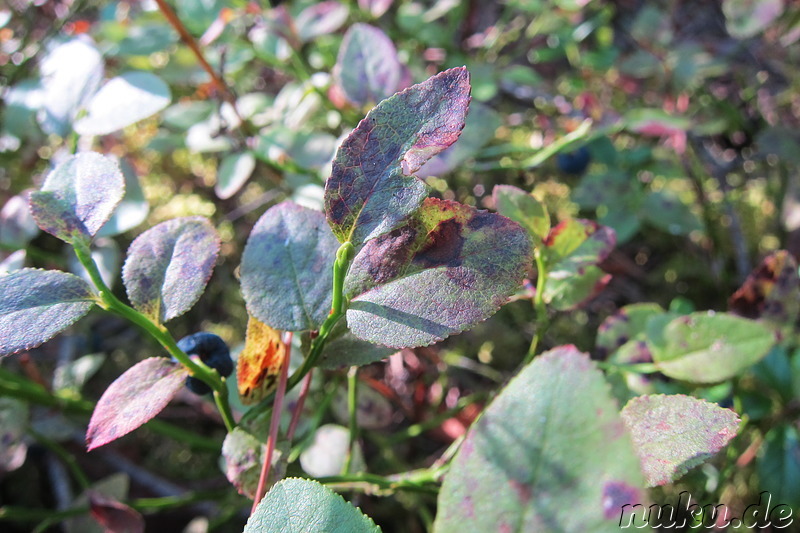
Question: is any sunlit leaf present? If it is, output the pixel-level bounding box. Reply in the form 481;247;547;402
492;184;549;243
325;67;471;246
237;316;286;405
122;217;220;323
96;159;149;237
86;358;189;450
435;346;646;532
241;202;339;331
649;312;776;383
0;269;95;357
0;193;39;248
621;394;740;486
295;1;349;42
244;478;380;533
358;0;394;17
345;198;531;348
723;0;784;38
215;151;256;200
29;152;125;243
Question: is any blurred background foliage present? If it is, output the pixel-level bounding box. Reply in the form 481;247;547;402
1;0;799;531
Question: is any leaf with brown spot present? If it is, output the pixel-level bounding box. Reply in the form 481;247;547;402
324;67;471;246
237;316;286;405
729;250;799;326
621;394;740;486
86;358;189;450
344;198;532;348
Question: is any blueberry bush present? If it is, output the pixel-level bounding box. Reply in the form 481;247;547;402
1;1;799;532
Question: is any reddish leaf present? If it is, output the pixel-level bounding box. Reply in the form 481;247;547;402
88;492;144;533
729;250;799;325
86;358;189;450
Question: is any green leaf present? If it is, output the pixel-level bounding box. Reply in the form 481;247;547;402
29;152;125;243
241;202;339;332
434;346;646;532
640;190;703;236
325;67;471;246
96;159;149;237
597;303;665;360
621;394;740;487
122;217;220;323
542;219;616;310
215;151;256;200
758;425;800;508
86;358;189;450
0;269;95;357
314;318;397;369
244;478;381;533
0;193;39;248
345;198;532;348
0;397;28;474
175;0;223;35
334;24;405;107
651;312;776;383
492;184;549;243
74;72;171;136
38;37;103;136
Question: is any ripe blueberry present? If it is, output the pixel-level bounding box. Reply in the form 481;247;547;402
176;332;233;395
556;146;591;175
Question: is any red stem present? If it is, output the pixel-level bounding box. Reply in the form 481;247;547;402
250;331;292;514
286;369;314;443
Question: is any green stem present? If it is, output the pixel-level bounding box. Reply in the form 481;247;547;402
343;366;359;474
595;361;660;374
30;429;91;490
316;467;444;496
283;241;355;394
72;239;236;432
524;250;549;365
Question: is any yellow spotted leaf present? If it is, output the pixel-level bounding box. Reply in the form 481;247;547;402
237;317;286;405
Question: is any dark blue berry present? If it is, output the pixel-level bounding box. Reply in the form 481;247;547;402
556;146;591;175
176;332;233;396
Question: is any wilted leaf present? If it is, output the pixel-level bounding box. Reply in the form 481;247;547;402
621;394;740;486
244;478;381;533
435;346;646;532
88;492;145;533
215;151;256;199
295;1;349;42
74;72;171;136
334;24;404;107
29;152;125;243
241;202;339;331
38;37;103;136
0;269;95;357
86;358;189;450
325;67;471;246
650;312;776;383
345;198;532;348
122;217;220;323
729;250;799;325
237;316;286;405
492;184;549;243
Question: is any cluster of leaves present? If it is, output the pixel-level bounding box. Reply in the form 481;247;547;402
1;0;800;532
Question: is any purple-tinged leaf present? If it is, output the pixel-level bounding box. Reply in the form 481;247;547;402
729;250;800;327
345;198;531;348
86;358;189;450
222;426;287;499
723;0;784;39
245;478;380;533
0;193;39;248
492;184;549;243
649;312;776;383
417;102;501;178
0;269;95;357
241;202;339;331
435;346;646;532
29;153;125;244
358;0;394;17
333;24;405;107
295;1;349;42
74;71;171;136
325;67;471;246
596;303;664;360
122;217;220;323
88;492;145;533
64;474;130;533
621;394;740;487
542;219;616;310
